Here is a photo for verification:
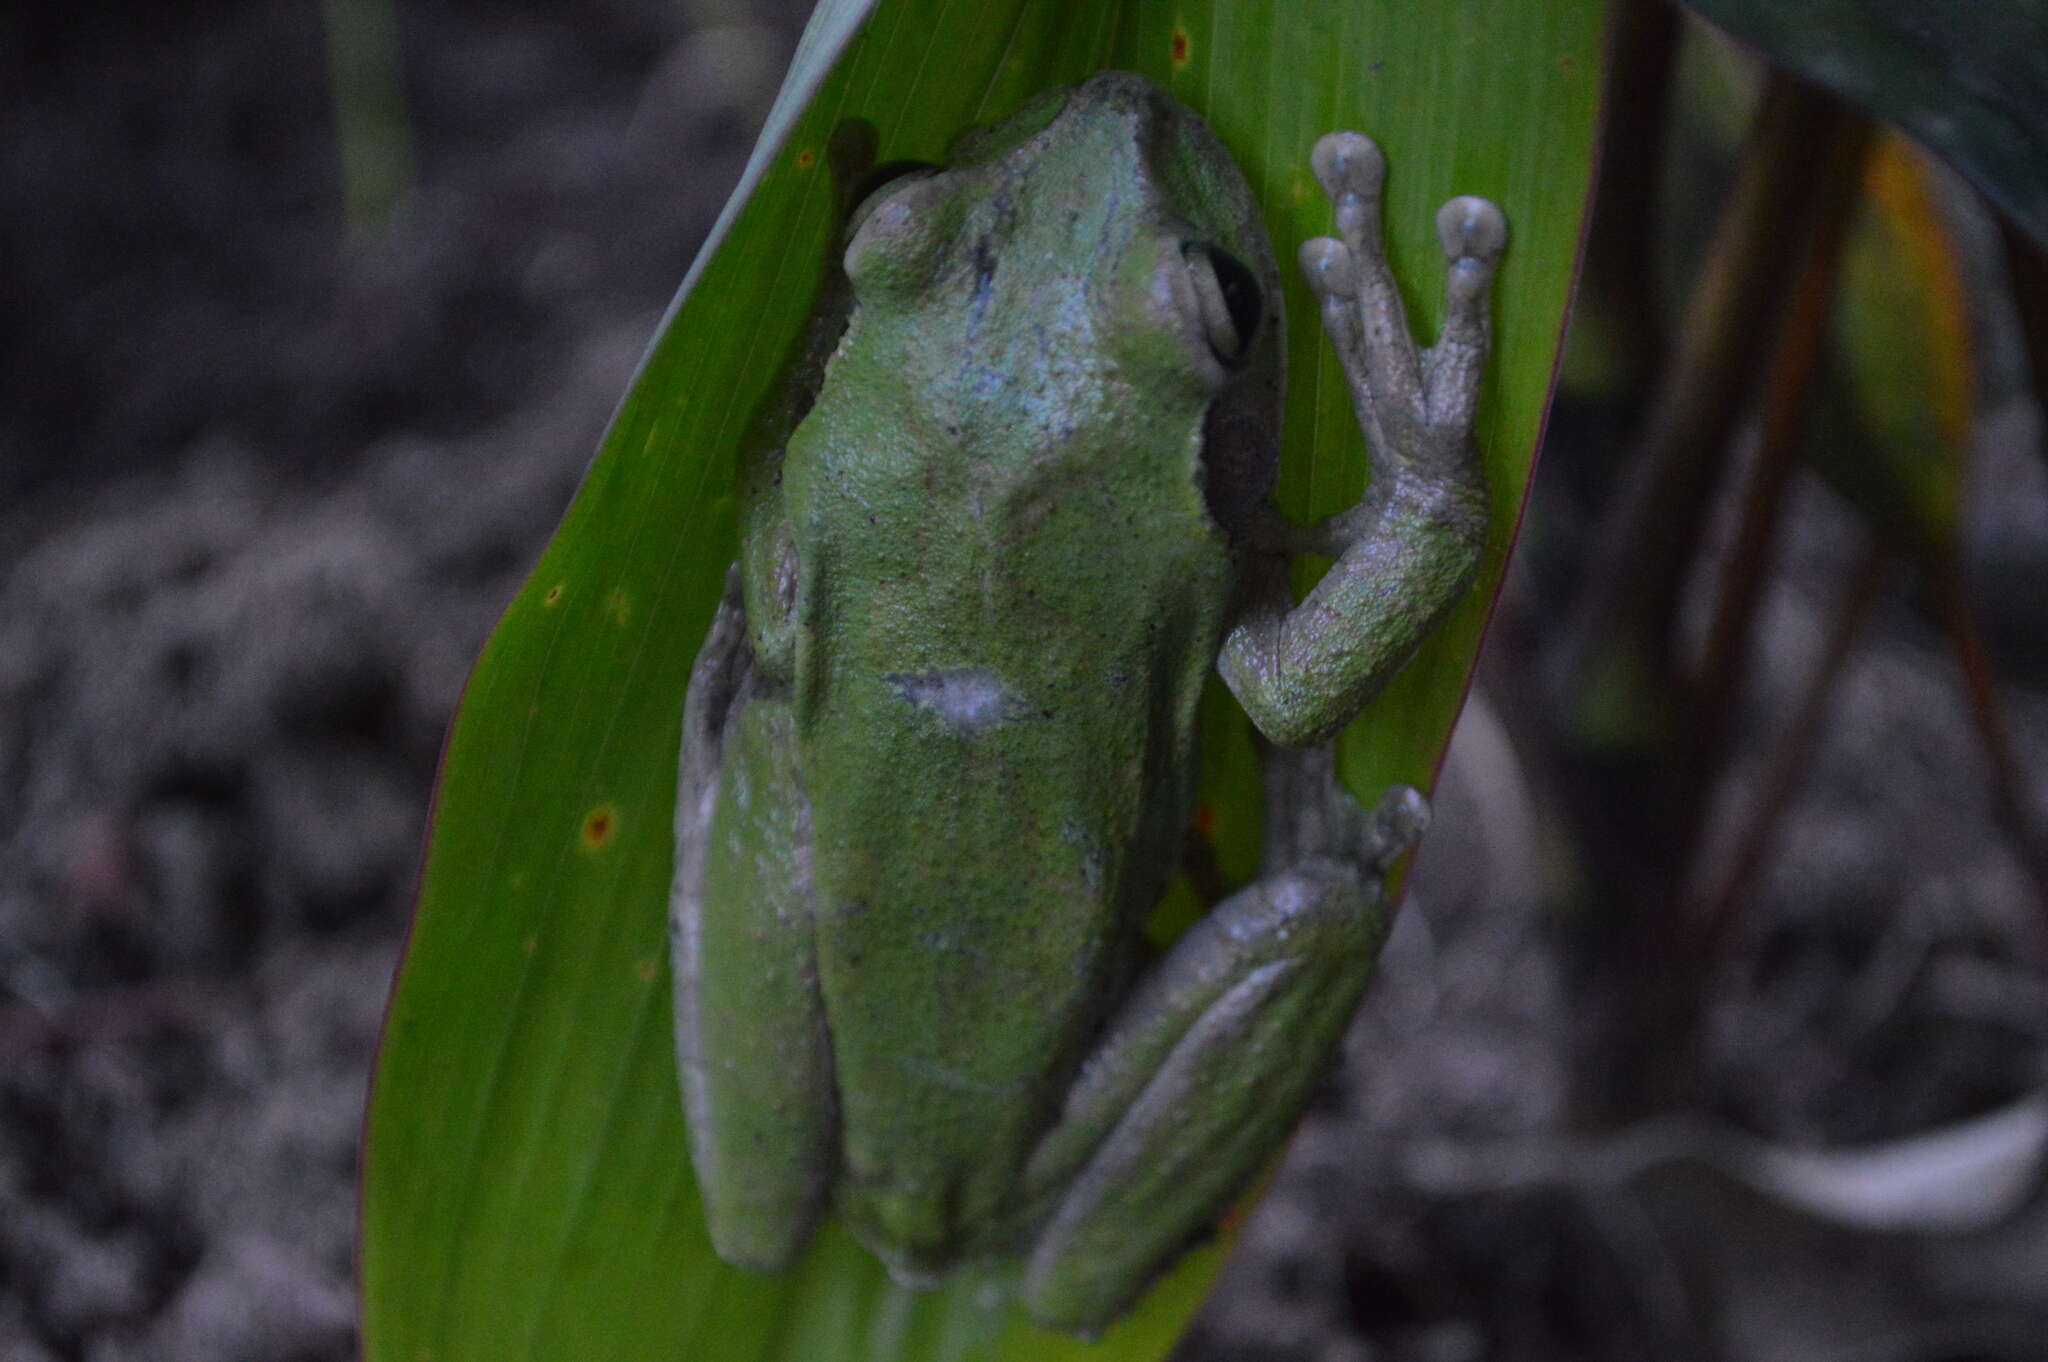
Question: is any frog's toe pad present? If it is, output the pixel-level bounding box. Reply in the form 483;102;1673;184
1435;195;1508;265
1297;236;1358;301
1363;784;1430;872
1310;130;1385;204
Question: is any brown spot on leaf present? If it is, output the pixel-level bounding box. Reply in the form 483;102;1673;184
1170;27;1191;68
795;147;817;171
581;804;619;851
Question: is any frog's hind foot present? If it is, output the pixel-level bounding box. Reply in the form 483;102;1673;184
1257;740;1428;877
1358;781;1429;875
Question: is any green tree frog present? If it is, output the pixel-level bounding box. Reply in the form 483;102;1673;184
671;71;1505;1335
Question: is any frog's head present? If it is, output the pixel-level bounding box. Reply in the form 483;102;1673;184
840;71;1284;533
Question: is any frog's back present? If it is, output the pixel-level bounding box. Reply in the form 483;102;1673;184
785;380;1234;1261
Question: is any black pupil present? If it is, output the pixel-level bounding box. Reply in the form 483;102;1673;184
1205;245;1262;347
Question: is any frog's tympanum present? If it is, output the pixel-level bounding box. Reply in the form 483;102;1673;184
671;71;1506;1335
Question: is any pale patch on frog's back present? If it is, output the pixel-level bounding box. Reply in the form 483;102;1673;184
886;667;1038;734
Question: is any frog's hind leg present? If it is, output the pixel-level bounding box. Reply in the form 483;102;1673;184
671;568;835;1271
1016;747;1425;1334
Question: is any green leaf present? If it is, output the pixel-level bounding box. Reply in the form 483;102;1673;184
1680;0;2048;248
1812;132;1974;561
360;2;1606;1358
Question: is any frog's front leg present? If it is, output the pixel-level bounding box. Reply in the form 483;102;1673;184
1013;750;1427;1335
671;569;835;1270
1221;133;1507;746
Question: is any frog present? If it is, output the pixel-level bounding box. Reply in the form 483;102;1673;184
669;70;1505;1336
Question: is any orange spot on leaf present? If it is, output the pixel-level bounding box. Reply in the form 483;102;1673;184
581;804;619;851
1170;27;1191;68
1193;804;1217;839
795;148;817;171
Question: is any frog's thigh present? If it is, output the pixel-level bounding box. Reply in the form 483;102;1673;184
671;620;832;1271
1018;861;1388;1333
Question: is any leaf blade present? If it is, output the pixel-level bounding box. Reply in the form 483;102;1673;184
1682;0;2048;247
361;3;1607;1358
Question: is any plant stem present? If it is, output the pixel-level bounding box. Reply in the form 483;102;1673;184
1692;541;1889;954
1557;73;1859;758
1683;117;1875;838
323;0;414;235
1998;212;2048;474
1930;559;2048;948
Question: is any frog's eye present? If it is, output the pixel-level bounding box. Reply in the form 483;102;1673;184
844;162;941;242
1182;242;1263;367
843;164;947;290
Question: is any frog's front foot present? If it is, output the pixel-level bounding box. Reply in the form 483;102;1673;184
1219;135;1504;748
1297;132;1506;493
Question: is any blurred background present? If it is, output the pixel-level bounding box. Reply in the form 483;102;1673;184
4;3;2047;1360
1;3;800;1355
